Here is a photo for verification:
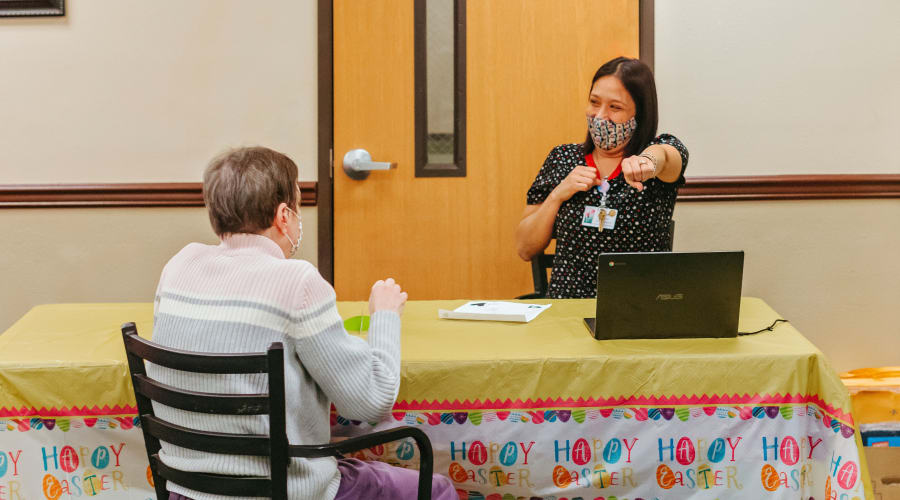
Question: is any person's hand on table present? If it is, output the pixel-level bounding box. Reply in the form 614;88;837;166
369;278;408;315
621;155;657;192
548;165;600;202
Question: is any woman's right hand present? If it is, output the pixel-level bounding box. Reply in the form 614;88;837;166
369;278;408;315
548;165;599;202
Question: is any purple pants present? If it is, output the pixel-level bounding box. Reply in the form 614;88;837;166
168;458;458;500
335;458;458;500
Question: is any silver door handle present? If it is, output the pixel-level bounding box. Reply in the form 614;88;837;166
343;149;397;180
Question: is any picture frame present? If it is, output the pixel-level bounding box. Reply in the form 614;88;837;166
0;0;64;17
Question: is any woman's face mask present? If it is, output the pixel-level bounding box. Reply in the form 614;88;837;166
587;114;637;151
284;207;303;257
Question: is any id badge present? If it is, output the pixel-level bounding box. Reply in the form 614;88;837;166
582;206;600;227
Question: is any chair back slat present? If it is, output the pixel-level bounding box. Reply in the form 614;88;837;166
152;455;272;498
123;331;269;374
132;374;269;415
142;415;270;456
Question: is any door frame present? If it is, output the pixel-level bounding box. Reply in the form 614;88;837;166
317;0;656;284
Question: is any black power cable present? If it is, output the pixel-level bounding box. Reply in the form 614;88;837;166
738;319;789;336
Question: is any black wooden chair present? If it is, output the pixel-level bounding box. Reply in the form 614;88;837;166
122;323;434;500
517;220;676;299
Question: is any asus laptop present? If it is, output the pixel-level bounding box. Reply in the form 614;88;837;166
584;251;744;340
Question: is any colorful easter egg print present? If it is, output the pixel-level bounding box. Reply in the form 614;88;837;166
612;408;626;419
469;411;483;426
43;418;56;430
715;407;730;418
16;419;29;432
599;408;613;418
841;423;855;438
794;406;806;417
830;418;842;433
440;413;454;424
751;407;766;419
30;417;44;430
780;407;793;420
676;408;690;422
661;408;675;420
58;418;70;432
84;418;97;427
648;408;661;420
822;416;832;429
761;464;779;491
392;412;405;421
739;407;754;420
557;410;571;422
481;412;496;423
704;406;717;416
454;412;468;425
689;407;703;418
426;413;442;425
572;409;586;423
765;406;779;419
528;411;544;424
496;411;509;421
336;415;351;426
448;462;468;483
543;410;557;423
586;409;601;420
133;416;141;427
633;408;648;421
330;413;338;426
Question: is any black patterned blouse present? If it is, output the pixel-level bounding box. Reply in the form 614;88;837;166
526;134;689;298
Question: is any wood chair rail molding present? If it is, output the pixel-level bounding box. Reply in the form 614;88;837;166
0;182;318;208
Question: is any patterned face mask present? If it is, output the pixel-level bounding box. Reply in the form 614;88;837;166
587;114;637;151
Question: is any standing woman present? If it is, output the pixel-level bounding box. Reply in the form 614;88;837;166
516;57;689;298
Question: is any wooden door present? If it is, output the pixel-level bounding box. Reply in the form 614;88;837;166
333;0;639;300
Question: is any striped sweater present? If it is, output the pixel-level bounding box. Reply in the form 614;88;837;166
148;233;402;500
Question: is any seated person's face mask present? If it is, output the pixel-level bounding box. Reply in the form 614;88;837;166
284;207;303;257
587;114;637;151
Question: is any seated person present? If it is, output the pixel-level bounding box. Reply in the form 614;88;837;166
149;146;457;499
516;57;690;298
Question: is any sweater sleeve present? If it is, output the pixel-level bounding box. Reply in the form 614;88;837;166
288;273;401;422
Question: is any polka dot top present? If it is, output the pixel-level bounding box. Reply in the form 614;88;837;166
526;134;689;299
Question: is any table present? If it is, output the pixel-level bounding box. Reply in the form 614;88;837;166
0;300;873;499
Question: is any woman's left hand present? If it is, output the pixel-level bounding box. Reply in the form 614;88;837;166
621;155;656;192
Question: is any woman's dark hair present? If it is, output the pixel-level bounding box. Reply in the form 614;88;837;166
581;57;658;157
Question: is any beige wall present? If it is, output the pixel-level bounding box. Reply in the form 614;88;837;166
0;0;318;182
0;207;318;332
657;0;900;371
656;0;900;176
0;0;319;331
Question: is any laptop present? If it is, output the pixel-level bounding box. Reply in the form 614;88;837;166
584;251;744;340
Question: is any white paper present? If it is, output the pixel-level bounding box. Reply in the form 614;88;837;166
438;301;551;323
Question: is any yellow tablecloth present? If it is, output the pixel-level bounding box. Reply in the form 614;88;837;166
0;299;852;417
0;299;873;499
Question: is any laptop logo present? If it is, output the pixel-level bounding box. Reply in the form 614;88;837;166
656;293;684;301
